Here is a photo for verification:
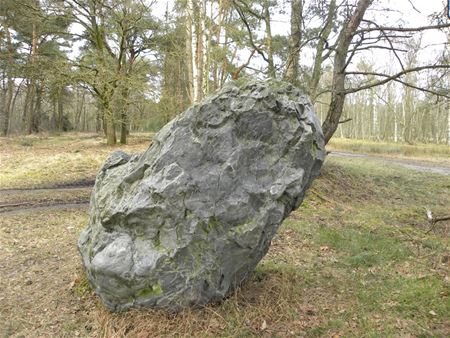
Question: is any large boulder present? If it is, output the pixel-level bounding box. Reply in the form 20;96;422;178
78;79;326;312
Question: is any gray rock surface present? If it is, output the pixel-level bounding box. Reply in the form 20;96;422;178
78;79;326;312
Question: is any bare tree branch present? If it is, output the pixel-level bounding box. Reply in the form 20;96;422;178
356;23;450;34
406;0;421;14
362;19;406;71
232;0;269;63
425;208;450;234
344;65;450;95
338;118;352;124
321;0;374;143
354;45;408;52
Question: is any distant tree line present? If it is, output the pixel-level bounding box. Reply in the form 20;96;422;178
0;0;449;145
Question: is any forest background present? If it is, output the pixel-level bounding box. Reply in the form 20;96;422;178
0;0;449;145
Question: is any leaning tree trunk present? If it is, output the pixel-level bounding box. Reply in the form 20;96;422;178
322;0;373;144
309;0;335;100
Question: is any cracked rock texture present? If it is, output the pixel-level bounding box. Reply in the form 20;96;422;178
78;79;326;311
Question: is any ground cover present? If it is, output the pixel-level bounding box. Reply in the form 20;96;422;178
0;135;448;337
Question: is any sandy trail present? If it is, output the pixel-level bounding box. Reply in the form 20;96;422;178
0;184;92;215
329;151;450;176
0;201;89;216
0;179;95;195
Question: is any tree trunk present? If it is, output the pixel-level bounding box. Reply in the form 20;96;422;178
284;0;302;84
213;0;226;91
447;100;450;146
219;18;230;88
25;23;38;134
120;110;128;144
309;0;335;100
394;110;398;143
104;105;116;146
120;87;129;144
8;80;23;134
96;108;102;133
194;0;206;101
75;88;85;129
25;82;35;134
83;104;87;132
186;0;200;103
264;0;275;78
31;84;42;133
57;87;64;131
186;0;195;103
447;72;450;146
1;24;14;136
203;0;212;96
322;0;373;144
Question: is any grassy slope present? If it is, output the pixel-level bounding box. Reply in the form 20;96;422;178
0;135;448;337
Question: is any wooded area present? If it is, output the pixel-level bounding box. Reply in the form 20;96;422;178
0;0;449;145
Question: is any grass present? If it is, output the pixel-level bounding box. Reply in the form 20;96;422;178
0;134;449;337
0;132;152;189
328;138;450;163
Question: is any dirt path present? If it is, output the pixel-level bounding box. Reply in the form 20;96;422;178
0;201;89;216
0;180;95;194
329;151;450;176
0;184;92;215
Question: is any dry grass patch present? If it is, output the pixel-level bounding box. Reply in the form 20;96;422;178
0;208;93;337
0;133;151;189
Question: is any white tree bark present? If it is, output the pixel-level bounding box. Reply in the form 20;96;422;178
447;69;450;145
186;0;194;103
447;100;450;146
187;0;199;103
394;112;398;143
200;0;208;97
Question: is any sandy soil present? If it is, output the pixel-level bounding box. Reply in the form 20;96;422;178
330;151;450;175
